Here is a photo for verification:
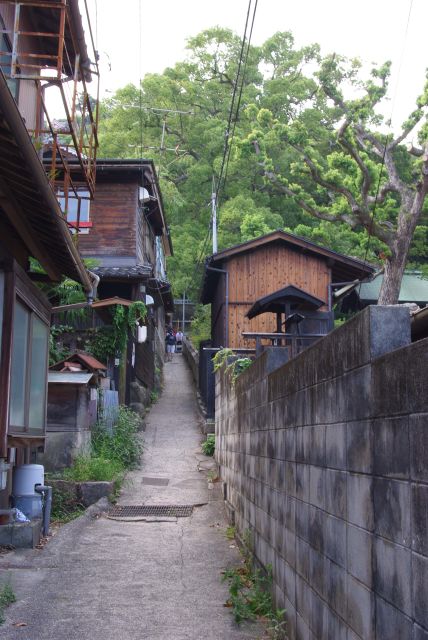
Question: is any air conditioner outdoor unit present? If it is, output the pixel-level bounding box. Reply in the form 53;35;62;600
139;187;157;204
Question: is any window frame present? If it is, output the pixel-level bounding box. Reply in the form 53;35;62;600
8;294;50;436
57;189;92;233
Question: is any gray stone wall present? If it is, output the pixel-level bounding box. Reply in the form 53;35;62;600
216;306;428;640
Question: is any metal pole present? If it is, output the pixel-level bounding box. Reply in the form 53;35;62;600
182;290;186;333
212;176;217;254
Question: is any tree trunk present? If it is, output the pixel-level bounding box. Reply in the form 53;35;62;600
377;253;408;305
377;198;421;305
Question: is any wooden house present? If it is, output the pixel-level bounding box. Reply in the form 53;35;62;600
0;0;98;512
201;230;375;350
76;159;174;403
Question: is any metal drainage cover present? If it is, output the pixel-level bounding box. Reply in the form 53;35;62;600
108;505;194;518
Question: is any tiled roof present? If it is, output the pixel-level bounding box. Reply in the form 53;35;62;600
92;265;152;280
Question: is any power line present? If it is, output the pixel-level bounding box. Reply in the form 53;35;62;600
215;0;254;205
222;0;258;198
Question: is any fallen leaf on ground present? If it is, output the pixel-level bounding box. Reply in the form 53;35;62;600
12;622;28;627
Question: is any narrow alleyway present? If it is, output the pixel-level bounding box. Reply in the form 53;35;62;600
1;355;262;640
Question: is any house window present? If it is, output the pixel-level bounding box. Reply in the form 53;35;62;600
9;298;49;433
57;190;91;234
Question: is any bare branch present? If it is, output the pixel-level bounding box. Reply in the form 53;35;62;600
367;182;397;204
390;112;424;149
406;142;424;157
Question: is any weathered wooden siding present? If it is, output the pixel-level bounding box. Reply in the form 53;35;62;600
222;244;331;349
79;180;139;257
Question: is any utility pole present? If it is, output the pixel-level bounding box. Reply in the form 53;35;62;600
212;176;217;254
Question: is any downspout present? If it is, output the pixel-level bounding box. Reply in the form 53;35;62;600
207;266;229;348
87;270;100;304
35;485;52;537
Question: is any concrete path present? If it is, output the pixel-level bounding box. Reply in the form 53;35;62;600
0;355;263;640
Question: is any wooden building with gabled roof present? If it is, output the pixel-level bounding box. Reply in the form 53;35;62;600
200;230;375;350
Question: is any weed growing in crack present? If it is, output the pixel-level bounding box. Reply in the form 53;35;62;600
222;530;287;638
0;584;16;624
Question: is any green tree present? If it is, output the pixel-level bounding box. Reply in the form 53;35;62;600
245;55;428;303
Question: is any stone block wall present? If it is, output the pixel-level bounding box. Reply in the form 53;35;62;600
216;306;428;639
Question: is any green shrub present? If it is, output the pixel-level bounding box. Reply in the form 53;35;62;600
62;455;124;482
202;434;215;456
50;483;84;523
92;406;143;470
0;584;16;625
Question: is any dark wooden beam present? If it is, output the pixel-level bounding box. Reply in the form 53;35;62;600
0;178;62;281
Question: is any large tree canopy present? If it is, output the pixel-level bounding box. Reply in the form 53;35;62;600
97;29;428;303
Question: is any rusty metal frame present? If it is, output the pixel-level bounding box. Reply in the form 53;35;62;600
0;0;99;228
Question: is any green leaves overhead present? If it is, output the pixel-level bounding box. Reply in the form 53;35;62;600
97;27;428;303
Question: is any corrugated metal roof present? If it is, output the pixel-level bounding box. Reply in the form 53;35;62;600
358;274;428;303
48;372;95;385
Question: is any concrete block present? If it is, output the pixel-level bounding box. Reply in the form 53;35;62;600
345;366;372;421
374;536;412;616
78;481;114;507
309;546;327;599
413;552;428;629
296;612;312;640
308;506;325;554
326;423;347;470
347;419;373;474
327;558;347;620
346;574;375;640
295;463;310;502
325;514;346;568
284;529;296;569
285;461;297;497
375;595;412;640
367;305;411;359
309;466;325;510
347;473;374;531
412;484;428;555
410;414;428;482
296;537;310;581
414;624;428;640
284;427;296;461
311;591;328;640
285;495;296;533
347;524;373;588
10;519;41;548
325;608;348;640
325;469;347;519
310;425;325;466
284;598;297;640
373;416;410;479
373;478;411;546
295;575;312;628
295;500;309;542
284;561;296;606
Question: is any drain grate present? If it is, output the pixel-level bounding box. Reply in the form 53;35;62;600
108;505;194;518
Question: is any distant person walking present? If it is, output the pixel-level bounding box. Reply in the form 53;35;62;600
165;328;176;362
175;330;183;353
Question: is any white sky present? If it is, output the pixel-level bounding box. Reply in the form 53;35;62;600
85;0;426;132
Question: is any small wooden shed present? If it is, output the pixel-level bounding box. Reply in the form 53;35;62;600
41;371;98;471
201;230;375;350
